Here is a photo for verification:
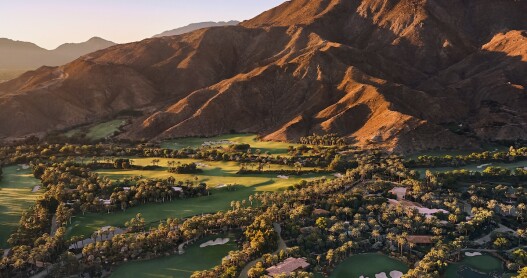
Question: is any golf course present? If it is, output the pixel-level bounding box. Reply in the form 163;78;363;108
0;165;41;248
444;254;504;278
110;233;237;278
160;134;300;155
329;253;409;278
67;156;331;238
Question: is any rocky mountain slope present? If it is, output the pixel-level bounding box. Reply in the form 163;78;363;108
153;21;240;38
0;0;526;153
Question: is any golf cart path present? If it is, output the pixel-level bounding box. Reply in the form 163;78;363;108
239;223;286;278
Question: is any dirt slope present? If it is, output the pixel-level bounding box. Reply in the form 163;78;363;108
0;0;526;152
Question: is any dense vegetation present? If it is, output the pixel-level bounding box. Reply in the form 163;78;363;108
0;137;526;278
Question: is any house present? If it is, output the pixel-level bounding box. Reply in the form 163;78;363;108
266;257;310;277
406;235;433;245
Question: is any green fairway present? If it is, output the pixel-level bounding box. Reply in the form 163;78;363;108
110;233;237;278
414;160;527;176
86;120;126;140
161;134;300;155
0;165;41;248
96;157;326;191
67;157;330;238
65;119;126;140
329;253;409;278
444;254;504;278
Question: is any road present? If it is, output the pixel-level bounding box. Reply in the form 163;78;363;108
238;223;287;278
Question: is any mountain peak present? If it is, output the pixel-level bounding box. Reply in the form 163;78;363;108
153;21;240;38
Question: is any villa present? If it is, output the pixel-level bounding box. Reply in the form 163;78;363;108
266;257;310;277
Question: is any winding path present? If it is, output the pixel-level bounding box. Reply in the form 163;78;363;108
239;223;287;278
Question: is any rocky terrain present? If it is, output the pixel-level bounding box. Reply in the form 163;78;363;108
153;21;240;38
0;0;526;153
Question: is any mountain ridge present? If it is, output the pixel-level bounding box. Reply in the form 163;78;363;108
153;21;240;38
0;37;116;70
0;0;525;153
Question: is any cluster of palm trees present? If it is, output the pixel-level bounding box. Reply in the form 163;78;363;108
407;146;527;168
299;133;347;146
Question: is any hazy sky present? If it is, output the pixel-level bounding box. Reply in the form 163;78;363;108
0;0;286;49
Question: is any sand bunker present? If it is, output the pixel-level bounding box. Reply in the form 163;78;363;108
389;187;407;200
32;186;41;192
389;270;403;278
388;199;449;218
277;175;289;179
465;252;482;257
200;238;230;248
477;163;492;169
375;272;388;278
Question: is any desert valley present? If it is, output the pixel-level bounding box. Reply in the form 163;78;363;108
0;0;526;277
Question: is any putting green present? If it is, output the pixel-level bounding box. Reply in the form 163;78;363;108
444;254;504;278
110;233;237;278
160;134;301;155
67;157;330;238
329;253;408;278
0;165;41;248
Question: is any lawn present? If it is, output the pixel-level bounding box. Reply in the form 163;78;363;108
110;233;237;278
160;134;301;155
414;160;527;176
444;254;504;278
0;165;41;248
65;119;126;140
67;157;330;238
329;253;409;278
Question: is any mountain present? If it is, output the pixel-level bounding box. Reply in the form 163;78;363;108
0;37;116;70
153;21;240;38
0;0;526;153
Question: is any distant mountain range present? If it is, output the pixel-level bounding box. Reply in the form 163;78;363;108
0;37;116;70
153;21;239;38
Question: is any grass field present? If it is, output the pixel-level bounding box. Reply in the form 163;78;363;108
0;165;41;248
111;233;237;278
65;119;126;140
329;253;409;278
67;157;330;238
161;134;300;155
444;254;504;278
414;160;527;176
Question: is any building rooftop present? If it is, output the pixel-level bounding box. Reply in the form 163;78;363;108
266;257;310;277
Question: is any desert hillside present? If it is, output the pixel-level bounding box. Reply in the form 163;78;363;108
0;0;526;152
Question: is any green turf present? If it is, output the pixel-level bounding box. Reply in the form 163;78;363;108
329;253;409;278
65;119;126;140
86;120;126;140
161;134;300;155
414;160;527;176
67;157;330;238
444;254;504;278
0;165;41;248
110;233;237;278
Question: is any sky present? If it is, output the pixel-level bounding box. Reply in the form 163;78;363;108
0;0;286;50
